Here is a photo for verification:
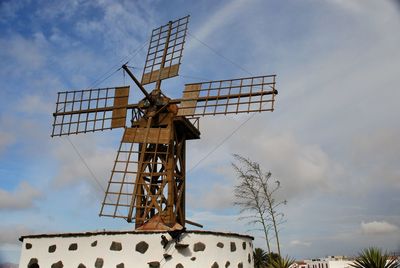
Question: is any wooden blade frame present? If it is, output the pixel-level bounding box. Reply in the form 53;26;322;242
51;86;129;136
178;75;278;116
141;15;189;85
177;75;277;116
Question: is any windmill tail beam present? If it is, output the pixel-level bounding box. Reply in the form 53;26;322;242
122;64;153;102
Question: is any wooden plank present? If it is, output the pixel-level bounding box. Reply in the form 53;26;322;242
114;86;129;98
141;64;180;85
122;127;171;144
111;87;129;128
177;84;201;116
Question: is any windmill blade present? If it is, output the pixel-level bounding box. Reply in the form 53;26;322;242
141;15;189;85
51;86;130;136
177;75;277;117
100;125;172;223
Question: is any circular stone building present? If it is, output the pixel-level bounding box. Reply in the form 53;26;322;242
19;230;254;268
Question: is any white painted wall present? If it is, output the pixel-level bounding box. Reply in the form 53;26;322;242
305;259;354;268
19;230;254;268
328;260;353;268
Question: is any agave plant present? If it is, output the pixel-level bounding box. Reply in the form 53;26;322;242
267;255;295;268
351;247;399;268
254;248;269;268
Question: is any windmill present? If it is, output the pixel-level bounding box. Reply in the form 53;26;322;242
51;15;277;230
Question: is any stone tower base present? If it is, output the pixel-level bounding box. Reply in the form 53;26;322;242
19;230;254;268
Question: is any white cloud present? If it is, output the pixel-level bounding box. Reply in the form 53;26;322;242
0;131;15;154
51;135;116;195
74;0;154;58
350;128;400;189
0;224;33;264
190;117;339;200
290;240;312;247
0;0;24;22
186;118;342;218
0;224;33;245
0;111;50;157
0;33;46;72
188;183;234;210
187;210;249;234
328;0;398;17
250;132;335;196
34;1;86;21
193;0;248;42
16;95;53;115
361;221;399;235
328;0;365;12
0;182;42;210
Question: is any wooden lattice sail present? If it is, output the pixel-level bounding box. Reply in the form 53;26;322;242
51;15;278;230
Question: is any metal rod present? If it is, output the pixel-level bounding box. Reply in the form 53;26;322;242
122;64;152;102
53;103;142;116
185;219;203;228
180;90;278;103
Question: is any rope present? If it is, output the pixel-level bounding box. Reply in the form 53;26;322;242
188;32;253;76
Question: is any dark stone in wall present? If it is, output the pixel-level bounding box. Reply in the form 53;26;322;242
175;243;189;250
135;241;149;254
148;261;160;268
95;258;104;268
176;264;184;268
78;264;86;268
225;261;230;267
193;242;206;252
230;242;236;252
190;257;196;261
161;235;168;248
238;262;243;268
91;240;97;247
116;263;124;268
217;242;224;248
26;243;32;249
211;262;219;268
248;253;251;263
110;241;122;251
163;253;172;260
242;242;246;250
68;243;78;251
48;245;56;253
28;258;38;267
28;263;39;268
51;260;63;268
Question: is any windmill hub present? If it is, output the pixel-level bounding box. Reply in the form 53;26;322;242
137;92;170;113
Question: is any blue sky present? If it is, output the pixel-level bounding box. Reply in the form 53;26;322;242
1;0;400;264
